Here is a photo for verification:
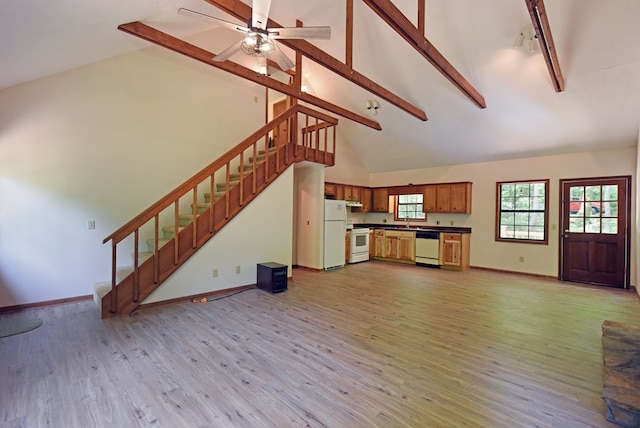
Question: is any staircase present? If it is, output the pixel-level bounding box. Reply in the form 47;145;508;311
96;104;338;318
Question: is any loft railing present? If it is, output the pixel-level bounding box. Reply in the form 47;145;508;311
101;104;337;316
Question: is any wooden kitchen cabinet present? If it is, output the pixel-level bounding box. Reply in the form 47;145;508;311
335;184;344;201
384;230;415;263
423;185;437;212
351;186;361;203
369;230;374;258
374;230;385;258
343;185;352;202
324;182;336;197
360;187;372;212
372;188;390;212
397;235;415;262
440;233;470;271
423;182;472;214
345;230;351;263
450;182;471;213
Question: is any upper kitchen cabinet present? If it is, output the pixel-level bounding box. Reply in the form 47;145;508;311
372;188;390;212
423;182;472;214
324;182;336;197
359;187;372;212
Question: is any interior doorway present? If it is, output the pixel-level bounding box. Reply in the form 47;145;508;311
559;176;631;288
272;98;290;147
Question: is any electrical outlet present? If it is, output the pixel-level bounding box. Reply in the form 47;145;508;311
235;265;241;274
87;220;96;230
212;268;218;278
450;220;454;226
519;256;525;263
436;220;440;225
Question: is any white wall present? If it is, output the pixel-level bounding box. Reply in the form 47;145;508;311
144;168;294;303
0;44;269;308
367;147;637;282
636;126;640;296
293;163;325;269
324;130;370;186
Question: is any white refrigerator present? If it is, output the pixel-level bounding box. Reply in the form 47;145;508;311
324;200;347;270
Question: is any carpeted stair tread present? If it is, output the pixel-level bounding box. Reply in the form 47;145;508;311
178;214;196;226
146;238;170;252
162;225;184;239
92;281;112;304
203;192;225;203
216;179;240;192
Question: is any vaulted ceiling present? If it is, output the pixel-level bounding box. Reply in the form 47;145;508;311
2;0;640;173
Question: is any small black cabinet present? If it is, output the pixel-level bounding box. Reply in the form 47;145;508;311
257;262;288;293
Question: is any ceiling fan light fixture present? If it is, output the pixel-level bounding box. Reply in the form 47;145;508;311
243;34;257;47
241;33;274;57
260;39;274;52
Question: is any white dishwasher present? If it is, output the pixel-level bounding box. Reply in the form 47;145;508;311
415;231;440;267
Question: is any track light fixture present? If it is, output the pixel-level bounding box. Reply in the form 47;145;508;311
366;99;380;114
513;23;538;53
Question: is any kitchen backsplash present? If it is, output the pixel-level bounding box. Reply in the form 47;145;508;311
347;210;470;228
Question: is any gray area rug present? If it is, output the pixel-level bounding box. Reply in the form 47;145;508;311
0;315;43;338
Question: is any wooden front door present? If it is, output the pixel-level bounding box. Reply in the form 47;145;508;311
559;176;631;288
272;98;289;146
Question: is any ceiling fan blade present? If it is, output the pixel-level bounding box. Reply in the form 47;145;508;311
252;0;272;30
269;42;295;71
212;39;243;62
178;8;249;33
268;26;331;40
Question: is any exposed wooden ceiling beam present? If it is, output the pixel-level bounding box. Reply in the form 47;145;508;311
525;0;565;92
203;0;427;121
346;0;354;68
418;1;425;36
362;0;486;109
117;21;381;130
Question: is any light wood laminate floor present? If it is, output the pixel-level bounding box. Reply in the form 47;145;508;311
2;262;639;427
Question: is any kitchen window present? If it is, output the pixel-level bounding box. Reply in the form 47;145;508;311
395;194;426;221
496;179;549;244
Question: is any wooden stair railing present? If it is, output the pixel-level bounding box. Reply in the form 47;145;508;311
101;104;338;318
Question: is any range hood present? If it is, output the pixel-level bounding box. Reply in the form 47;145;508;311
346;201;363;208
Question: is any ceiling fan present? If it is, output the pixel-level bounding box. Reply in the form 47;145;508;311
178;0;331;71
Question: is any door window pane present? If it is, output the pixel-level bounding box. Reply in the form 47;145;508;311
585;218;600;233
602;185;618;201
585;186;601;201
602;218;618;234
569;218;584;233
568;184;618;234
602;202;618;217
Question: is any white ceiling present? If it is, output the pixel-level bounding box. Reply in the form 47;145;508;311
2;0;640;173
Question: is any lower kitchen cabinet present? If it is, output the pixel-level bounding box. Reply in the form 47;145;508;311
440;233;470;271
381;230;415;263
369;229;374;258
374;230;385;258
345;230;351;263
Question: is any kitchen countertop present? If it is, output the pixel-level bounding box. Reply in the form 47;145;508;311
353;224;472;234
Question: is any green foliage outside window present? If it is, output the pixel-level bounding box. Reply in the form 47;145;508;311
497;180;548;244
